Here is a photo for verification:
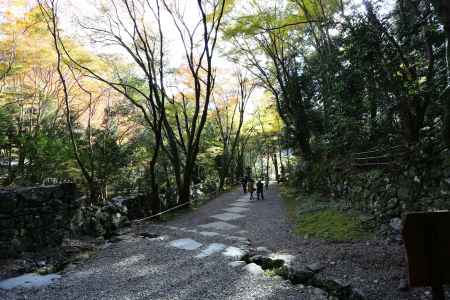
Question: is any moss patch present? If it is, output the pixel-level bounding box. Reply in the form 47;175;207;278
280;185;372;241
296;209;369;241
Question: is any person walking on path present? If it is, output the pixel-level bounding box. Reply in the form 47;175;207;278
241;176;248;194
248;178;255;200
256;179;264;200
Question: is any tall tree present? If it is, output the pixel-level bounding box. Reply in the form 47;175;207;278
430;0;450;147
213;71;254;190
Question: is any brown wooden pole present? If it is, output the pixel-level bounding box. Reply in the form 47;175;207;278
432;285;445;300
429;223;446;300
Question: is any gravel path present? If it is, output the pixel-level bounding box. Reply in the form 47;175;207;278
0;185;444;300
167;185;431;300
0;185;313;300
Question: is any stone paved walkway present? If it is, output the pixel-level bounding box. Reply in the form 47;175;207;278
1;185;322;300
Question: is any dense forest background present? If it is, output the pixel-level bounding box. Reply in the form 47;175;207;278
0;0;449;223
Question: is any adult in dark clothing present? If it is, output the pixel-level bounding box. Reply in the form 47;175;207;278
256;179;264;200
241;176;248;193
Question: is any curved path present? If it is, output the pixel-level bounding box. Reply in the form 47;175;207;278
1;186;323;300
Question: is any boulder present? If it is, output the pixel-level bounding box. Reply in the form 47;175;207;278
243;263;264;276
249;255;284;270
286;266;314;284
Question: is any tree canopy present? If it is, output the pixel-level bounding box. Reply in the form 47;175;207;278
0;0;448;218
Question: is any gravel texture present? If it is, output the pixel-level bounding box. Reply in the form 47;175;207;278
1;185;448;300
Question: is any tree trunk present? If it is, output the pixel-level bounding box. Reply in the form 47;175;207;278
431;0;450;147
278;147;285;177
272;153;279;181
289;77;313;160
178;179;191;205
17;143;25;179
149;177;160;216
178;159;195;206
296;128;313;160
218;163;228;192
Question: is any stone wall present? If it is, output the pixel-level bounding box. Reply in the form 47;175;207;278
298;146;450;222
0;184;81;258
333;167;450;220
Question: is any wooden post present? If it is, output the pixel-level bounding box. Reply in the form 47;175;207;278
427;223;446;300
432;286;445;300
403;211;450;300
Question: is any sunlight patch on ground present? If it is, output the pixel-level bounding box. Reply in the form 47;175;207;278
129;265;160;278
168;238;202;250
235;198;251;203
199;231;220;237
72;269;95;279
113;254;145;268
0;273;61;290
166;226;179;230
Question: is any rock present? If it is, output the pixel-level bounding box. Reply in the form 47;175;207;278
249;255;284;270
310;274;356;299
255;246;270;254
306;262;325;273
269;253;295;266
36;265;55;275
139;232;160;239
228;261;246;268
398;279;409;291
389;218;402;232
243;263;264;276
222;246;249;261
286;266;314;284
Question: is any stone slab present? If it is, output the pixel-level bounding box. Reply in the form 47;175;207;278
229;202;251;207
223;207;249;213
198;221;238;231
168;239;202;250
211;212;245;222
